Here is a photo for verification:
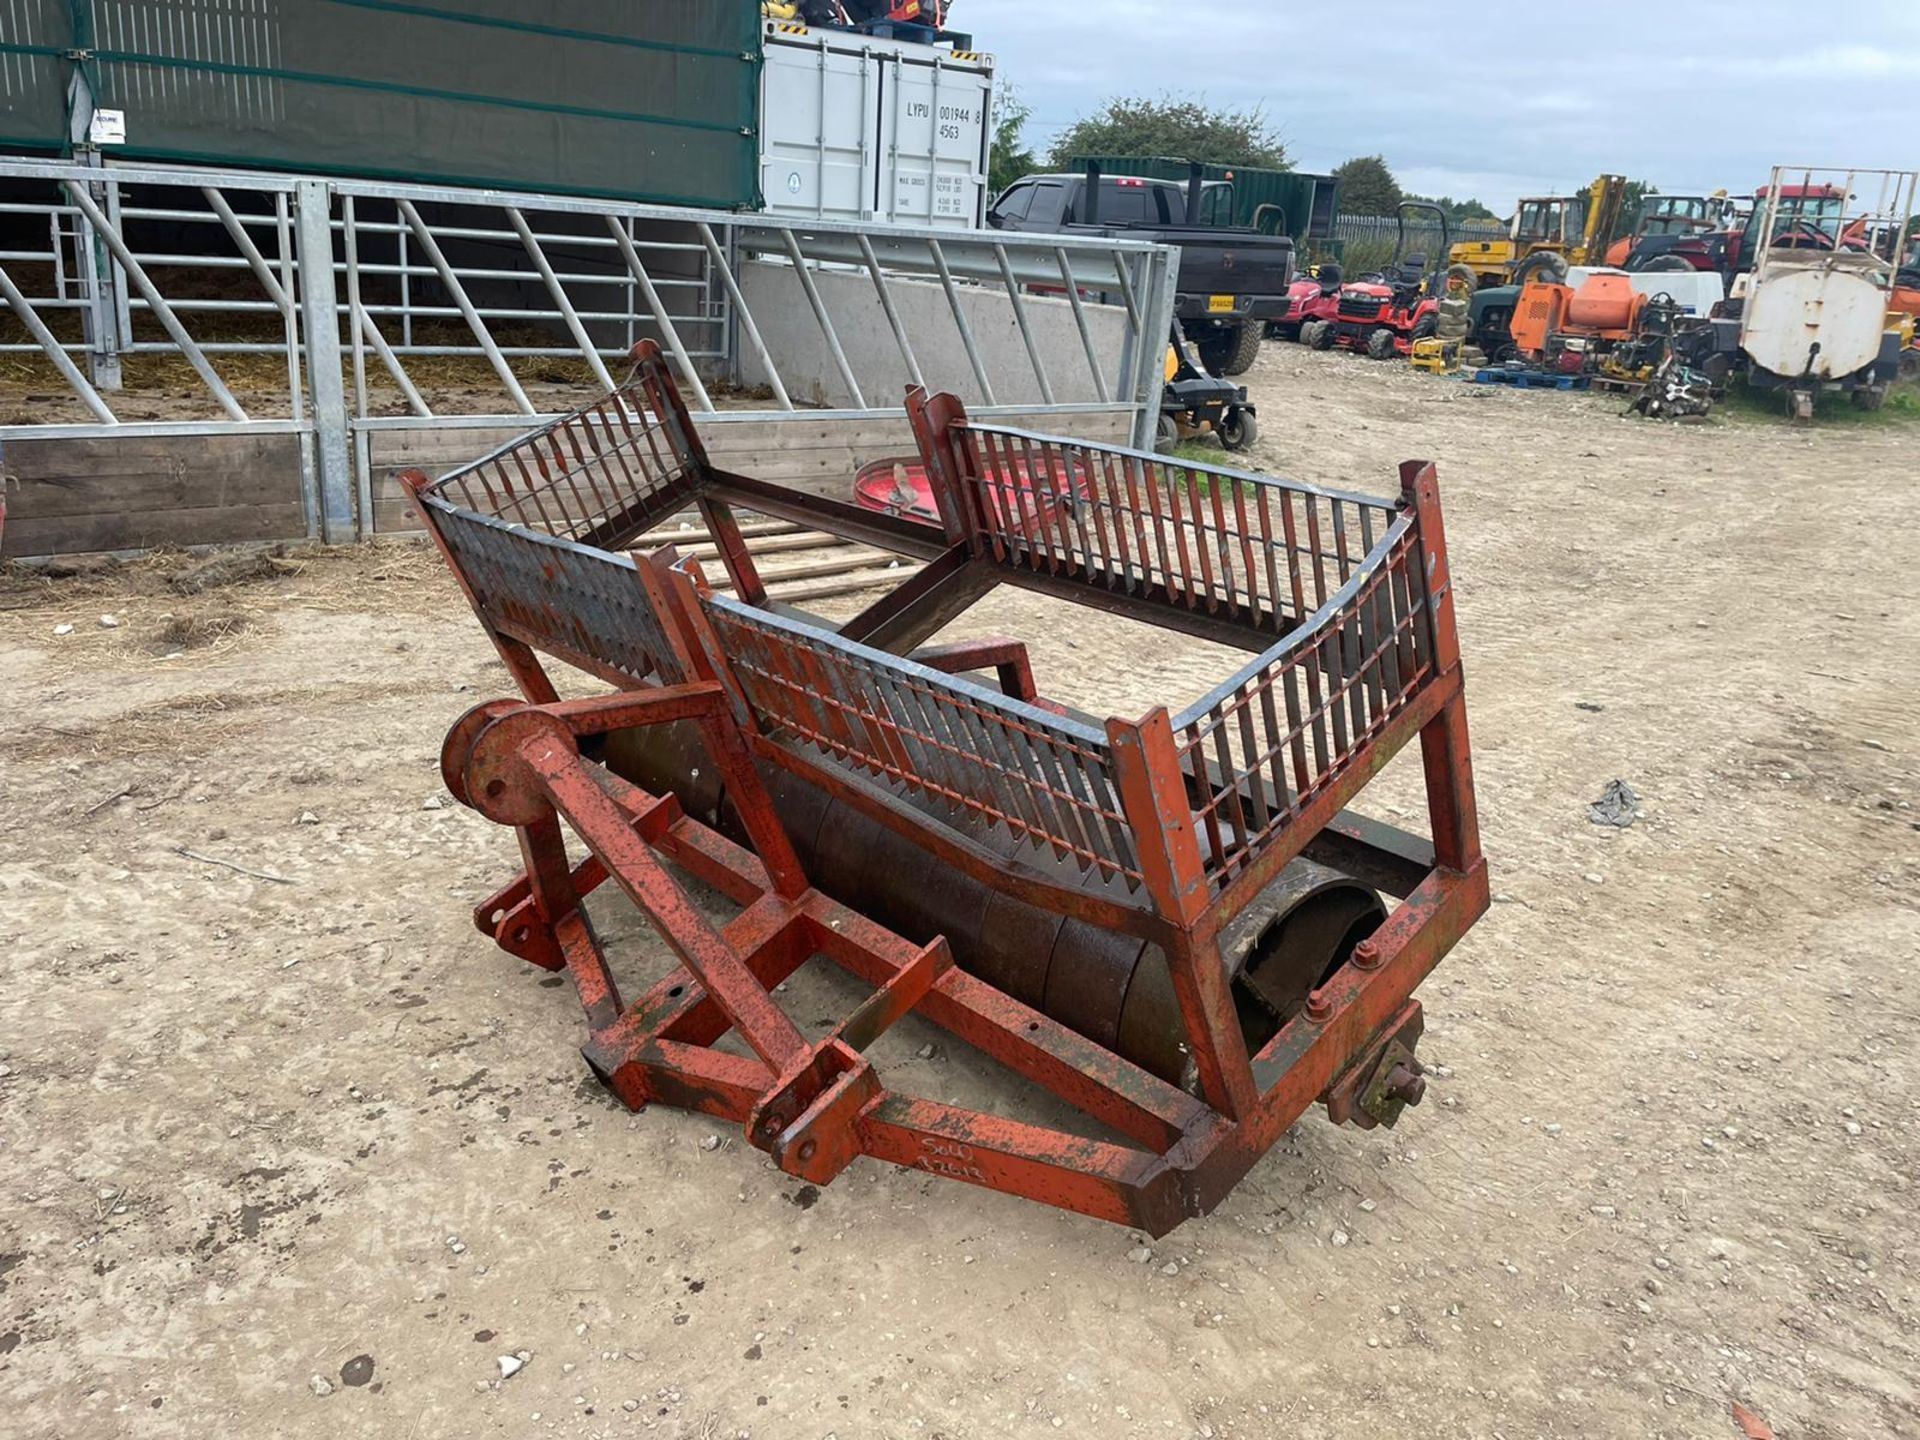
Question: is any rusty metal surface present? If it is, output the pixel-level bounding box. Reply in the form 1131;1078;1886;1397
409;342;1490;1232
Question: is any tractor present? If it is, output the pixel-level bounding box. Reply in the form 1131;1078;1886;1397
1302;202;1450;359
1630;180;1887;288
1603;194;1733;271
1268;263;1343;342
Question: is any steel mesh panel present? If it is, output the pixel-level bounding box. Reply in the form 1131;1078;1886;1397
953;423;1398;641
700;594;1143;890
421;379;699;549
431;501;679;684
1171;513;1430;889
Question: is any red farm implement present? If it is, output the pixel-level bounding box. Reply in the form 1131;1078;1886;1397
404;343;1488;1233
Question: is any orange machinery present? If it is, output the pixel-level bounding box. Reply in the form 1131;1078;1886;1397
1510;272;1649;367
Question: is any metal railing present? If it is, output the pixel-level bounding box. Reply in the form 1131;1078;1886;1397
0;156;1177;548
410;359;702;547
950;421;1380;640
939;418;1433;891
1172;512;1430;890
1331;212;1505;268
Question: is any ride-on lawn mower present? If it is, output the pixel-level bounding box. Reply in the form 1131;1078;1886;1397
1302;203;1451;360
1269;264;1343;342
1159;321;1257;450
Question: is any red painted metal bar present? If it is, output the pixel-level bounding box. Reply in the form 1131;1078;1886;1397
859;1097;1179;1231
909;636;1042;704
1106;709;1256;1120
524;742;810;1073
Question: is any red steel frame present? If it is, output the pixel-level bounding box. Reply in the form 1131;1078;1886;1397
404;343;1489;1233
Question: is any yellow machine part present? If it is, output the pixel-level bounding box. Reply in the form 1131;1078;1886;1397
1575;175;1629;266
1409;338;1460;374
1596;352;1655;383
1447;237;1518;286
1448;175;1628;286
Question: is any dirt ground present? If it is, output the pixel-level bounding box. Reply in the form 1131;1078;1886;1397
2;347;1915;1440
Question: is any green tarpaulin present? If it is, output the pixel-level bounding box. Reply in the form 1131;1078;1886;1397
2;1;762;208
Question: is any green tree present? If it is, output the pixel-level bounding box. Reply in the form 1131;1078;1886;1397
1334;155;1402;216
1046;96;1288;171
989;86;1038;195
1409;193;1496;225
1612;180;1661;247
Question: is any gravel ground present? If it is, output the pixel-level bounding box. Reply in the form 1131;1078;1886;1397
1;344;1914;1439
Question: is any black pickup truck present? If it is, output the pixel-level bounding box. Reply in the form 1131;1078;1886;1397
986;168;1296;375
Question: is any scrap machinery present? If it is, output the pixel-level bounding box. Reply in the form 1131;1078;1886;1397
404;344;1488;1232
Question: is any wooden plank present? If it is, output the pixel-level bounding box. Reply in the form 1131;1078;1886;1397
3;464;304;520
713;547;894;589
3;502;309;558
765;565;923;604
370;498;424;535
362;426;526;466
367;408;1133;534
0;432;308;557
1;431;300;481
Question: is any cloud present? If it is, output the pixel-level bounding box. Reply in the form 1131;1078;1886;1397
1679;45;1920;80
965;0;1920;211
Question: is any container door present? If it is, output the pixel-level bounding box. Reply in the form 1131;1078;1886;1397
761;37;875;223
875;55;990;228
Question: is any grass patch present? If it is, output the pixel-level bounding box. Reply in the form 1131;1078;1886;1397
1165;438;1234;466
1156;438;1272;497
1720;375;1920;426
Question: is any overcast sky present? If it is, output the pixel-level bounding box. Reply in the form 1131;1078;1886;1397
962;1;1920;213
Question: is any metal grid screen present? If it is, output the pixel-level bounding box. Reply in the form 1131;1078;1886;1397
75;1;761;207
0;0;71;150
425;501;680;686
419;362;701;550
698;594;1145;891
953;422;1393;641
1172;515;1431;889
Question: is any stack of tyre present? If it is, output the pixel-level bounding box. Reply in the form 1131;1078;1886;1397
1437;264;1475;361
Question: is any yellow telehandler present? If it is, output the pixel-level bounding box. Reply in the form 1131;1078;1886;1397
1449;175;1630;289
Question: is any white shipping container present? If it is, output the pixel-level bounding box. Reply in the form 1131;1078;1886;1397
759;19;992;230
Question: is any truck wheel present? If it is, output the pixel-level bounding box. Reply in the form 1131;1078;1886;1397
1194;327;1235;376
1219;409;1258;451
1367;327;1398;361
1639;255;1694;273
1222;322;1264;375
1154;413;1180;451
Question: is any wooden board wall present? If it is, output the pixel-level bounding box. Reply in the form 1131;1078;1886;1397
0;432;308;559
366;409;1135;534
0;410;1136;555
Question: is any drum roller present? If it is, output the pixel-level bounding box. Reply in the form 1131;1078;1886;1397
600;725;1385;1090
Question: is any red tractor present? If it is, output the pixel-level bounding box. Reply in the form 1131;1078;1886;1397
1269;263;1344;341
1636;183;1854;282
1302;202;1452;359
